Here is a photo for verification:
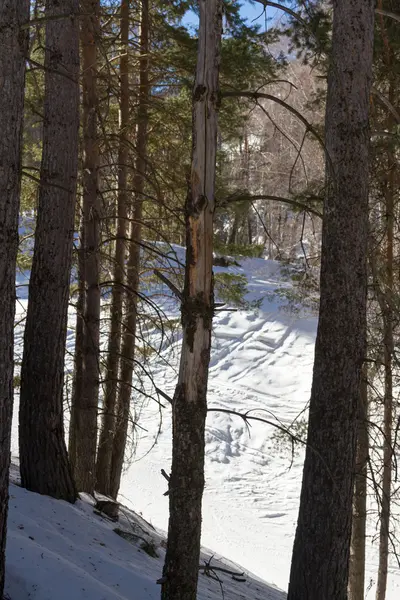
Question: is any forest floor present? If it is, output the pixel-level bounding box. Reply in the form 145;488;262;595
10;247;400;598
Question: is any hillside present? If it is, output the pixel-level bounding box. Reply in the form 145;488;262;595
11;250;400;598
5;475;284;600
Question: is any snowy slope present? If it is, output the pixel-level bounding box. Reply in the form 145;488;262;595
118;255;316;592
11;247;400;598
6;475;284;600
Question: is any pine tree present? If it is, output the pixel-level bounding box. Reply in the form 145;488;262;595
19;0;78;503
71;0;101;495
96;0;131;497
0;0;29;592
161;0;222;598
109;0;150;500
287;1;375;598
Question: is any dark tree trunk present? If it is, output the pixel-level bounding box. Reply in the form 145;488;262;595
19;0;79;502
69;212;85;475
161;1;222;599
108;0;149;500
348;370;369;600
287;2;374;599
376;116;395;600
72;0;101;494
0;0;29;593
96;0;130;496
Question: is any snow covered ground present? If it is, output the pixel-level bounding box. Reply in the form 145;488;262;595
10;249;400;598
6;471;284;600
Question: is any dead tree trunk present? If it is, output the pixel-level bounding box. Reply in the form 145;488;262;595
19;0;79;503
0;0;29;593
108;0;149;500
287;2;374;599
72;0;101;494
348;369;369;600
96;0;130;496
160;1;222;599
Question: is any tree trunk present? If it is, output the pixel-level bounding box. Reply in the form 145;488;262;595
108;0;149;500
72;0;101;494
19;0;79;503
287;2;374;599
69;212;85;475
228;212;239;246
348;368;369;600
161;1;222;599
0;0;29;593
376;116;395;600
96;0;130;496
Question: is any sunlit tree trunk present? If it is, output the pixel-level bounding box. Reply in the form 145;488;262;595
161;1;222;598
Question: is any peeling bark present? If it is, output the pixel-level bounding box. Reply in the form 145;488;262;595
161;2;222;599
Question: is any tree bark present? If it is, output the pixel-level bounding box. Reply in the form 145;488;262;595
348;369;369;600
69;212;85;474
72;0;101;494
0;0;29;593
161;1;222;599
108;0;149;500
96;0;130;496
376;116;395;600
19;0;79;503
287;2;374;599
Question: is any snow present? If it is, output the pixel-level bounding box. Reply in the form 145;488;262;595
9;247;400;598
6;474;284;600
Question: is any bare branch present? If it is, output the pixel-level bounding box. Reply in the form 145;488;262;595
371;87;400;124
153;269;183;301
253;0;308;26
376;7;400;23
221;90;326;156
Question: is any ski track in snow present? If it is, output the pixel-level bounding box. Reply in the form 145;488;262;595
11;249;400;598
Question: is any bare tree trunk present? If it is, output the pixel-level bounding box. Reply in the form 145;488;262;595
19;0;79;503
0;0;29;592
376;123;395;600
348;368;369;600
161;1;222;599
287;2;374;599
109;0;149;500
96;0;130;496
243;131;253;245
69;212;85;474
228;212;239;246
72;0;101;493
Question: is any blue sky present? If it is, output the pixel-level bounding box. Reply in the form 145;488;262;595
182;1;275;30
